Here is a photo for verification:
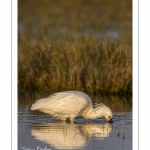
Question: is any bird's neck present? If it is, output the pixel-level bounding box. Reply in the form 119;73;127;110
82;107;104;119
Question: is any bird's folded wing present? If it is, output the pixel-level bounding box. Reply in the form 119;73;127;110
32;91;91;116
45;96;88;115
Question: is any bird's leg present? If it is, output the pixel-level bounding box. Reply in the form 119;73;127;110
66;118;71;123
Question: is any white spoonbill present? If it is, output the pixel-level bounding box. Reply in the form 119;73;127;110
31;91;113;122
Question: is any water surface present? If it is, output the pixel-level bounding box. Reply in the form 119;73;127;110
18;91;132;150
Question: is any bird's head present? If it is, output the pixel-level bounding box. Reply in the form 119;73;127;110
103;106;113;122
93;103;113;122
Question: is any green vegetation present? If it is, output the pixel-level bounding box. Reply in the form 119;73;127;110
18;0;132;94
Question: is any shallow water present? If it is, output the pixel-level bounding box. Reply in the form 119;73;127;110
18;91;132;150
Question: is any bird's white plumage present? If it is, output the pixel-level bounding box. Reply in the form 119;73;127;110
31;91;113;122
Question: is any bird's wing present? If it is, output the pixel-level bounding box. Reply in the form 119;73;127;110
33;91;90;116
46;93;89;115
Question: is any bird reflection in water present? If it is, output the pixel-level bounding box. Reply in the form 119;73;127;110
31;122;112;149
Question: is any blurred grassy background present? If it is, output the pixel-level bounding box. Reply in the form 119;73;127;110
18;0;132;95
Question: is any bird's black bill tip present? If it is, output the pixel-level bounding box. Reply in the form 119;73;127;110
108;119;113;123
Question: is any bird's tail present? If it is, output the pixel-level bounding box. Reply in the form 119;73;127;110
31;98;46;111
31;103;38;111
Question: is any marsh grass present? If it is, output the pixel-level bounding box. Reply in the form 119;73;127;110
18;0;132;94
18;34;132;94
